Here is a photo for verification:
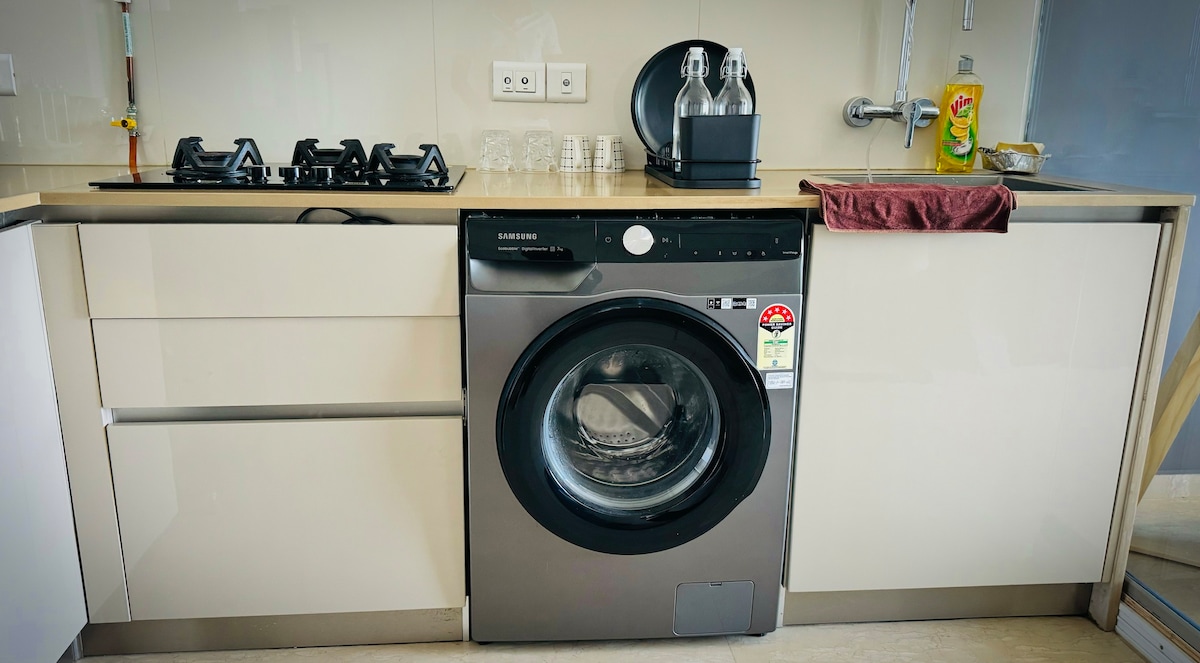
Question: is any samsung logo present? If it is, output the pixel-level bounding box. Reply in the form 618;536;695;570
498;232;538;240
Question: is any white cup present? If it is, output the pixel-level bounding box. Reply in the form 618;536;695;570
593;135;625;173
559;134;592;173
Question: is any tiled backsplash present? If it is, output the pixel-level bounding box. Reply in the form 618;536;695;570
0;0;1038;170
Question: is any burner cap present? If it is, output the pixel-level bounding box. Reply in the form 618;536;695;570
168;137;264;178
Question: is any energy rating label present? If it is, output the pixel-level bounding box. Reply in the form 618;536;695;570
756;304;795;371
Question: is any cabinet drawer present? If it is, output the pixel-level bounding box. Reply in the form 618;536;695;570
79;224;458;318
93;317;461;408
107;418;465;620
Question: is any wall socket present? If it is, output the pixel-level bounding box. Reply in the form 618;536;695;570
546;63;586;103
492;61;545;102
0;55;15;97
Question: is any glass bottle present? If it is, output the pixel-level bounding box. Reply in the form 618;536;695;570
671;46;713;161
714;48;753;116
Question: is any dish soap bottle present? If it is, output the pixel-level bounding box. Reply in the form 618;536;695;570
935;55;983;173
672;46;713;161
714;48;753;115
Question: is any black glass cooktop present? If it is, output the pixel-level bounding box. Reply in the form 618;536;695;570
89;165;466;193
90;137;465;193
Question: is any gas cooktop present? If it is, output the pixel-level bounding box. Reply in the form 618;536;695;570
89;137;465;192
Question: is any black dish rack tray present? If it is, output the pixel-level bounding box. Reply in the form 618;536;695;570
645;153;762;189
644;114;762;189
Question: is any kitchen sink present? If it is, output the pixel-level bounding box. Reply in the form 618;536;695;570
815;173;1107;192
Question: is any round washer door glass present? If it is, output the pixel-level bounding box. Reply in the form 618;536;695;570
498;298;770;555
543;343;720;517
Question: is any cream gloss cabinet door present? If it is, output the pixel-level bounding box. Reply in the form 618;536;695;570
787;223;1160;592
0;224;87;661
107;418;465;620
91;317;462;408
78;224;458;319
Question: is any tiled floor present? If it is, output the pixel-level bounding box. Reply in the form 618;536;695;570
85;617;1142;662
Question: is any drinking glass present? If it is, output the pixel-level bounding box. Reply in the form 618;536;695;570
521;130;556;172
479;129;515;172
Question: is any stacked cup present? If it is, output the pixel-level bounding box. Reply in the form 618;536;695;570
559;134;625;173
480;130;625;174
559;135;592;173
592;135;625;173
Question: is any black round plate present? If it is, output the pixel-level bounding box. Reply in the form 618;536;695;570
631;40;757;157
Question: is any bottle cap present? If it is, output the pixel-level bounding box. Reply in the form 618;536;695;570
958;54;974;72
720;48;748;80
681;47;708;77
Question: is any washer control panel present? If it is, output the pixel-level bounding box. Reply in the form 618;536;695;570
596;221;802;263
466;212;805;263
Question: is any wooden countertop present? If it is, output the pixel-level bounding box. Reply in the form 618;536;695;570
0;165;130;214
4;166;1195;212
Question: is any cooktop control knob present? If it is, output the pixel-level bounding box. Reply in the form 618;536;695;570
278;166;302;184
313;165;335;183
247;165;270;183
622;224;655;256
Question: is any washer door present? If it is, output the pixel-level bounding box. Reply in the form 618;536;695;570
497;298;770;554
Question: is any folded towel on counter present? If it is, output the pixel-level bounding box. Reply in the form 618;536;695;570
798;179;1015;233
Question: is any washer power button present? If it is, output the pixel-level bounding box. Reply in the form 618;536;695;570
622;225;654;256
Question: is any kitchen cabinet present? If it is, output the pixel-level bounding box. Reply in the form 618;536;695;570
107;417;465;620
0;223;87;661
788;223;1160;592
37;222;466;633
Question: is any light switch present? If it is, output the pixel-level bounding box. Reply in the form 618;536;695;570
491;61;545;102
0;55;15;97
546;63;586;103
515;70;536;93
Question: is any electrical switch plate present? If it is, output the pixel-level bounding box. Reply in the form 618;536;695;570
0;55;15;97
492;61;545;102
546;63;586;103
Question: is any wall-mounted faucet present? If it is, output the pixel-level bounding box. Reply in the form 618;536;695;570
843;0;974;148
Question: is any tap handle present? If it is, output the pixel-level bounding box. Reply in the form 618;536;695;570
901;101;919;149
901;98;939;148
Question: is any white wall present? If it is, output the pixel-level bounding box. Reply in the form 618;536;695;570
0;0;1039;170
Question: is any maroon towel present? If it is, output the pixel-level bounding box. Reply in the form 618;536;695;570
799;179;1015;233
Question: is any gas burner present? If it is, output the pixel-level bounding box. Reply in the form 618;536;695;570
166;137;264;179
367;143;448;181
291;139;369;179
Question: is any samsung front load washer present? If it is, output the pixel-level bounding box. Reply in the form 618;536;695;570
464;210;805;642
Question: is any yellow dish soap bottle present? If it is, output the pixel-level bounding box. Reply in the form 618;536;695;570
936;55;983;173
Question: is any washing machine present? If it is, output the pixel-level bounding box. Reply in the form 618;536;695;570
464;210;806;641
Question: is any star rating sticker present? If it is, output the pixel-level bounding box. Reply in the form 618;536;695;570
762;305;793;323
